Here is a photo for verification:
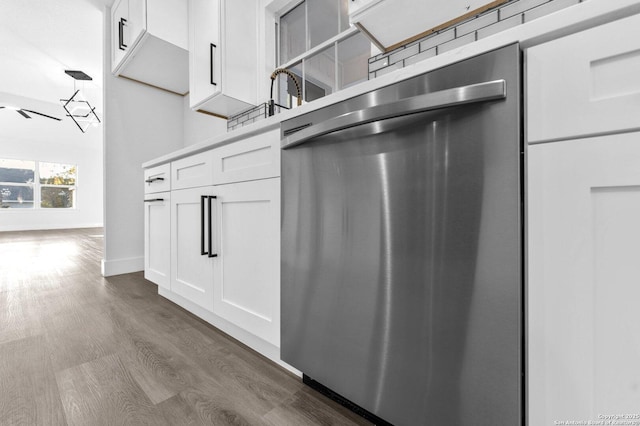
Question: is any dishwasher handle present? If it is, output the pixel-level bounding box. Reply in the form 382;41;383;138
282;79;506;149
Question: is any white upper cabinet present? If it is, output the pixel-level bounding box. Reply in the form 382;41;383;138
189;0;259;118
111;0;189;95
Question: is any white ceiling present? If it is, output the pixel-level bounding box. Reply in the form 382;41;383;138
0;0;111;115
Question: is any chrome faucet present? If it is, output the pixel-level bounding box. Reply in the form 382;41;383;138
268;68;302;117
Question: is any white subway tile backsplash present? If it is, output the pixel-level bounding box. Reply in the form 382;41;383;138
376;62;403;77
404;47;437;66
390;44;420;65
439;32;477;54
478;13;522;38
369;57;390;72
525;0;580;21
456;10;499;36
500;0;550;20
420;29;455;52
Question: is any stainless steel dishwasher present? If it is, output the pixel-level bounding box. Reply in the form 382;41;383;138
281;43;523;426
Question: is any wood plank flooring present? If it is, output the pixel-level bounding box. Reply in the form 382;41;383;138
0;228;371;426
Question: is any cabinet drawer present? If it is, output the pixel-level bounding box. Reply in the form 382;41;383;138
144;163;170;193
212;128;280;185
527;14;640;143
171;151;214;190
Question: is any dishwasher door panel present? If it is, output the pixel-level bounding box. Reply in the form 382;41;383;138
281;44;522;426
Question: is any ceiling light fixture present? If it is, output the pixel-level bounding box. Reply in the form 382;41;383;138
60;70;101;133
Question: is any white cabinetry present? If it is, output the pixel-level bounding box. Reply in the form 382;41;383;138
170;186;217;311
527;15;640;425
213;178;280;346
189;0;258;117
143;163;171;288
144;194;170;289
154;127;281;347
111;0;189;95
527;14;640;143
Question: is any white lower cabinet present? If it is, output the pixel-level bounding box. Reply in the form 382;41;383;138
144;193;170;289
212;178;280;346
170;186;217;311
527;132;640;424
158;137;281;349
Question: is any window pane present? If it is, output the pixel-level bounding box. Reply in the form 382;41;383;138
337;32;371;89
0;185;34;208
308;0;340;49
41;187;74;208
0;159;35;184
280;2;306;64
39;162;76;185
305;46;335;102
278;62;303;109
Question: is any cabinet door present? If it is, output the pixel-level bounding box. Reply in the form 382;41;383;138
112;0;146;73
213;178;280;346
528;132;640;425
171;187;217;311
189;0;221;107
144;193;170;289
111;0;129;71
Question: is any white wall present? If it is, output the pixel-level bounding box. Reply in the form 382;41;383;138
183;95;227;147
102;8;184;277
0;94;103;232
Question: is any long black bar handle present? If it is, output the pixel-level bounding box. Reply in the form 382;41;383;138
210;43;217;86
208;196;218;258
145;177;165;183
200;195;208;256
143;198;164;202
119;18;127;50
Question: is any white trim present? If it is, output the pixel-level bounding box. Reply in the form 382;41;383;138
279;26;359;70
101;256;144;277
0;222;103;232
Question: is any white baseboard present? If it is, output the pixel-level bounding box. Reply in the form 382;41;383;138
101;256;144;277
0;223;104;232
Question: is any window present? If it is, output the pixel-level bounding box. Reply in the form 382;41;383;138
0;159;77;209
277;0;374;107
39;162;76;208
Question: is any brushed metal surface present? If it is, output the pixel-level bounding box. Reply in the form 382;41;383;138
281;44;522;426
282;79;506;149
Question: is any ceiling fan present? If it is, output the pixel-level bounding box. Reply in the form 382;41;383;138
0;105;61;121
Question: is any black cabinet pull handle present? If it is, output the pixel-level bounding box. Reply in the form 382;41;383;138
201;195;208;256
119;18;128;50
210;43;217;86
143;198;164;202
208;196;218;258
145;177;165;183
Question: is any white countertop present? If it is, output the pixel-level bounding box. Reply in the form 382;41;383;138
142;0;640;169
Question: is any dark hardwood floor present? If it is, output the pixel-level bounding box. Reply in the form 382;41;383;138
0;228;371;426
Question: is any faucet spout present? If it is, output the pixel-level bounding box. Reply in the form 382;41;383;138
269;68;302;116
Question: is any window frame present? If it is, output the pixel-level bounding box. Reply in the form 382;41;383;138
276;0;366;104
0;159;78;211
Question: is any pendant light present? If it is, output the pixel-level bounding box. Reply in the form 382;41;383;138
60;70;101;133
